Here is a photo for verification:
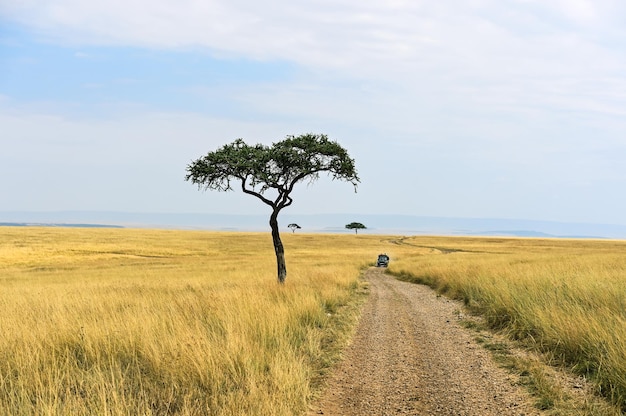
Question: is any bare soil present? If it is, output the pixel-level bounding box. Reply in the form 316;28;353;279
308;267;542;416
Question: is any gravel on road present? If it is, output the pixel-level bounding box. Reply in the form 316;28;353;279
308;267;542;416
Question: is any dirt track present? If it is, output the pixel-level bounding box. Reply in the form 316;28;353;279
308;267;542;416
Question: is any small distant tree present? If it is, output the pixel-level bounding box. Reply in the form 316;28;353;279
346;222;366;234
288;223;301;233
185;133;359;284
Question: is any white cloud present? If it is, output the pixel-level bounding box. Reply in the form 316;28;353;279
3;1;626;222
4;1;626;104
1;1;618;64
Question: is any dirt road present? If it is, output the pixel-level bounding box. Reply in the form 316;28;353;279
309;267;541;416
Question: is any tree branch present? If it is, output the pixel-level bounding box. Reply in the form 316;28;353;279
241;179;274;207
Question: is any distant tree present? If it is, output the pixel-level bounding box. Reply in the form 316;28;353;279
185;133;359;284
288;223;301;233
346;222;366;234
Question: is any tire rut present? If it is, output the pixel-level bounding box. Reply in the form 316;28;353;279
308;268;541;416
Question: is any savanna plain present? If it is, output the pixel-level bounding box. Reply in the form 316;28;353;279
1;227;625;415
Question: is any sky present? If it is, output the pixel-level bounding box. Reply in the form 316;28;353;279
1;0;626;225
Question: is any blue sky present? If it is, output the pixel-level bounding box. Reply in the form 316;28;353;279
2;0;626;225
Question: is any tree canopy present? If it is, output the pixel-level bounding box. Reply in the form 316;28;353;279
185;133;359;283
346;222;366;234
288;223;301;233
185;134;359;205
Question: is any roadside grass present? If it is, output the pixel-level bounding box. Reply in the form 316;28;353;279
0;227;379;415
6;229;625;415
388;236;626;415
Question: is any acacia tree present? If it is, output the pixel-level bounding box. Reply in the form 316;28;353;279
185;133;359;284
288;223;301;233
346;222;366;234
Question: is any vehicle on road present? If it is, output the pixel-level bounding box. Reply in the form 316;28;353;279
377;254;390;267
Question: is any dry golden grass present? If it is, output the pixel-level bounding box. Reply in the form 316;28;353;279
5;229;625;414
0;227;389;415
387;236;626;413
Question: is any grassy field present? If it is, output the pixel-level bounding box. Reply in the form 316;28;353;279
2;229;625;414
0;227;387;415
386;236;626;413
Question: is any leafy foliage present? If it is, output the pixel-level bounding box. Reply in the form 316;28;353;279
288;223;302;233
185;134;359;210
345;222;366;234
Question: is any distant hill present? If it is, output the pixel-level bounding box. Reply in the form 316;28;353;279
1;211;625;239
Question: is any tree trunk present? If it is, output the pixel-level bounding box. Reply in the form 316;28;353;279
270;210;287;284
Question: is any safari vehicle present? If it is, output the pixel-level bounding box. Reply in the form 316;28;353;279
376;253;390;267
